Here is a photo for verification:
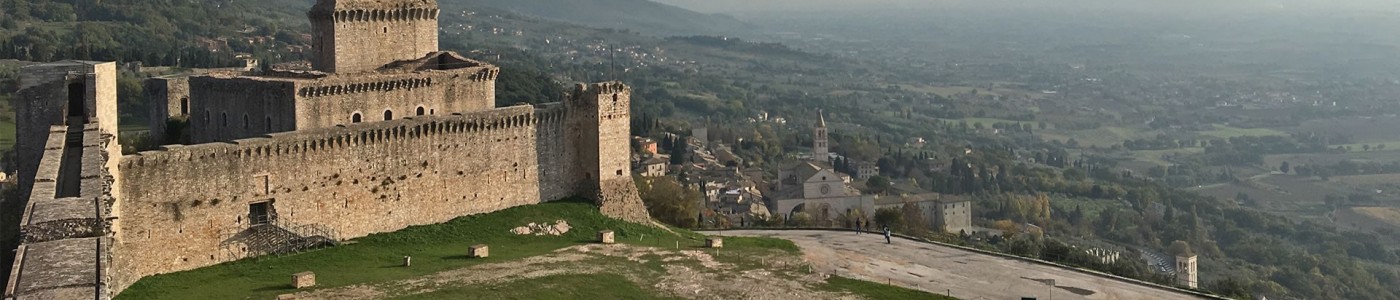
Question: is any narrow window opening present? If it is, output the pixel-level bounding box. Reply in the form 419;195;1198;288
416;106;425;116
180;97;190;115
384;110;394;120
265;116;273;132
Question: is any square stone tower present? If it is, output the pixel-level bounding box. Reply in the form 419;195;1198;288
309;0;440;73
12;61;117;195
568;82;650;223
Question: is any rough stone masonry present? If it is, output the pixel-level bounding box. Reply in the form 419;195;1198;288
4;0;650;299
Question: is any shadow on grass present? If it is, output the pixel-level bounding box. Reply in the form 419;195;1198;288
252;284;294;292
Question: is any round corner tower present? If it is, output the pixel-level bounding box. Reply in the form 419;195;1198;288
309;0;440;73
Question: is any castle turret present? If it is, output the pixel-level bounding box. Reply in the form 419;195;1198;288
309;0;440;73
813;111;829;162
567;82;650;223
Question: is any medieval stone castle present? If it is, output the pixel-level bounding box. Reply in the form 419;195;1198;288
4;0;648;298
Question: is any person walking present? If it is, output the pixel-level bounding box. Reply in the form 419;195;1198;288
883;226;892;244
855;219;862;234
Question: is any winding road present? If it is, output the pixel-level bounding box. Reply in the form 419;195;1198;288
718;230;1209;300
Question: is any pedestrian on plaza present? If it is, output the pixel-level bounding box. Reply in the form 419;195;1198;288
883;226;892;244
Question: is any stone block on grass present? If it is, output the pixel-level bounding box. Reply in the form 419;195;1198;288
469;244;489;258
292;271;316;289
598;230;615;244
706;237;724;248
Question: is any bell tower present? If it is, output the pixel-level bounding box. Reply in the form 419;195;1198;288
813;111;829;162
309;0;440;73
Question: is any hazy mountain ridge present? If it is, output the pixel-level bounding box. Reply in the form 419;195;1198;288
447;0;749;36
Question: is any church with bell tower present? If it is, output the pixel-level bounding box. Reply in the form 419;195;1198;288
767;111;877;221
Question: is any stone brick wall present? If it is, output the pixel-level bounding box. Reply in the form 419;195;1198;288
566;82;650;223
13;62;117;196
310;0;440;73
187;77;299;144
187;66;496;144
143;77;191;140
7;124;120;300
110;103;586;292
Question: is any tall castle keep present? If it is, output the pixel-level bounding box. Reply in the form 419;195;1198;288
4;0;648;299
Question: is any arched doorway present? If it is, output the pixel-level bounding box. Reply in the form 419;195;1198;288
351;113;362;123
416;106;425;116
383;110;394;120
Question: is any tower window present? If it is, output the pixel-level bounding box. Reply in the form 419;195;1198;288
384;110;394;120
243;114;249;130
222;112;228;127
265;116;273;132
180;97;189;115
416;106;425;116
352;113;362;123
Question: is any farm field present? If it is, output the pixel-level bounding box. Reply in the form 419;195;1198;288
1264;151;1400;170
1293;116;1400;143
1193;175;1355;221
1353;207;1400;228
1198;124;1287;139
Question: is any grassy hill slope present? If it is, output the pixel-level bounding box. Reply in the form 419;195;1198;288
116;200;950;299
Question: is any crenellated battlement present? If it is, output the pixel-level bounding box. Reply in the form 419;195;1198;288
123;104;568;168
316;7;440;23
298;77;435;98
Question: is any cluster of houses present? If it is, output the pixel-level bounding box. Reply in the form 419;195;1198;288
631;112;974;234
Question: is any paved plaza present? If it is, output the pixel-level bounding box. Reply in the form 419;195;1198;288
721;230;1208;300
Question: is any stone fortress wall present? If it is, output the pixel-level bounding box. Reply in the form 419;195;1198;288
5;1;650;298
186;53;499;144
106;82;638;293
143;76;190;141
6;62;124;300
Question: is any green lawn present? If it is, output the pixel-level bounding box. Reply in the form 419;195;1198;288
117;200;931;299
400;273;680;300
822;276;957;300
117;200;698;299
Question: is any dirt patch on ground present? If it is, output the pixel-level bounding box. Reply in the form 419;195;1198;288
282;244;854;299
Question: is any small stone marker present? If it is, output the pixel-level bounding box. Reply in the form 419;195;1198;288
598;230;615;244
706;237;724;248
277;294;297;300
403;256;412;267
469;244;489;258
292;271;316;289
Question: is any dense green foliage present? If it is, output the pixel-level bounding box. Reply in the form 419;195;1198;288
0;0;309;67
